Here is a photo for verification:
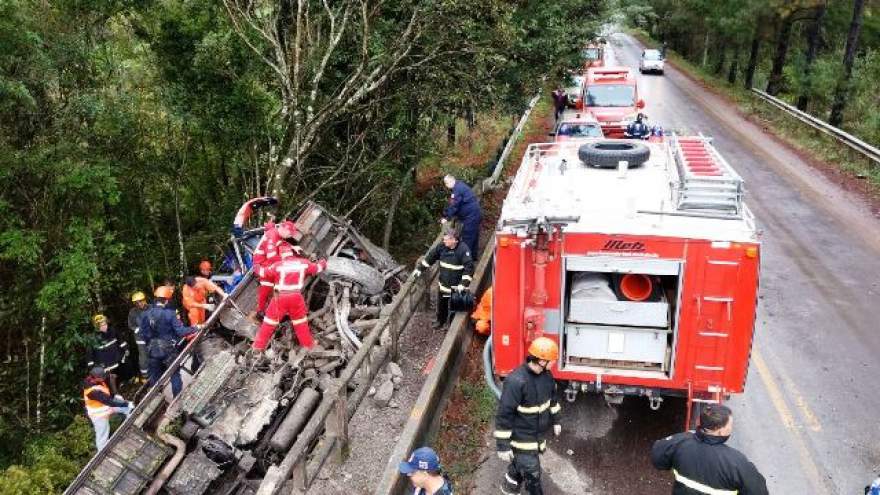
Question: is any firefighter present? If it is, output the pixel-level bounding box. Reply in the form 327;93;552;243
182;275;226;325
252;253;327;352
87;314;128;396
397;447;454;495
413;229;474;329
651;404;768;495
470;286;493;335
495;337;562;495
625;113;650;139
441;175;482;255
127;291;149;382
551;86;567;122
139;286;203;397
83;366;132;451
252;220;298;320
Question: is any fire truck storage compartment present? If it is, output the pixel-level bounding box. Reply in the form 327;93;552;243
563;256;682;373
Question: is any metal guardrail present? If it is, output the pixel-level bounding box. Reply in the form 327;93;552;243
750;88;880;166
482;91;543;191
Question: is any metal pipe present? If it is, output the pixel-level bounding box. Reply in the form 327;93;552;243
144;416;186;495
483;338;502;399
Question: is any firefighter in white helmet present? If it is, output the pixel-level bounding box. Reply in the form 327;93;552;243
494;337;562;495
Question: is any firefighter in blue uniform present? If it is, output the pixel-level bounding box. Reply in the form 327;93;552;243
139;285;202;397
441;174;481;256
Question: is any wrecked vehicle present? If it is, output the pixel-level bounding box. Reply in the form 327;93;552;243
65;201;408;495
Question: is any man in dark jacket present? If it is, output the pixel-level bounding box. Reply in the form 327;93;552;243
652;404;768;494
139;286;202;397
127;291;149;382
495;337;562;495
441;175;481;255
87;314;128;396
413;229;474;329
398;446;454;495
551;86;567;123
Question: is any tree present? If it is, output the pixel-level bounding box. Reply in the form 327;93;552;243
796;2;828;110
829;0;867;126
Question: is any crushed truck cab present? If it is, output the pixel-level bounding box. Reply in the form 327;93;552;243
491;136;760;426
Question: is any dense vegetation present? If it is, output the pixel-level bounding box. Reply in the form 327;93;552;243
0;0;607;491
618;0;880;144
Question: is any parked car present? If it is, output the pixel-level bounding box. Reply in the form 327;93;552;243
551;114;604;142
639;49;665;74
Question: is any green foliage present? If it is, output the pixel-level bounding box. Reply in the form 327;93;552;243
0;417;94;495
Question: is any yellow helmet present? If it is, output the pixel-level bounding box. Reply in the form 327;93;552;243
131;291;146;303
92;314;107;327
527;337;559;361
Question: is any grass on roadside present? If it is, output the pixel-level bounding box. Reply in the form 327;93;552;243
629;29;880;196
434;376;497;485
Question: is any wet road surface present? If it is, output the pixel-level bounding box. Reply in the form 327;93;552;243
473;32;880;494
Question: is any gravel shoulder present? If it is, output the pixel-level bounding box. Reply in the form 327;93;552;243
308;310;445;493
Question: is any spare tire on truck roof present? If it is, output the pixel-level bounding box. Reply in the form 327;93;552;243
578;140;650;169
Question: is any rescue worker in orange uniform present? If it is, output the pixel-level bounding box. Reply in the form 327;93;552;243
182;274;226;325
495;337;562;495
252;254;327;351
252;220;298;319
83;366;132;451
471;286;493;335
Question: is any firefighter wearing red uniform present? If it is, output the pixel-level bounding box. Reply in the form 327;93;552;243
252;220;298;316
252;255;327;350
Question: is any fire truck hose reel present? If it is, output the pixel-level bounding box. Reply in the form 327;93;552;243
483;339;502;399
578;141;650;169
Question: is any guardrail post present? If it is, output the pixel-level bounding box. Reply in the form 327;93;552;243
326;381;349;465
389;316;400;362
291;456;307;493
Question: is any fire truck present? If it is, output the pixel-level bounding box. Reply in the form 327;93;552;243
489;136;761;427
581;67;645;138
582;41;605;69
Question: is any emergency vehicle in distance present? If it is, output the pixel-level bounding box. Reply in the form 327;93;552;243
490;135;761;427
580;67;645;138
582;41;605;69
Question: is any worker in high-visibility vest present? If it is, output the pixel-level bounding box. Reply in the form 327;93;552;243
83;366;132;451
652;404;768;495
495;337;562;495
471;286;493;335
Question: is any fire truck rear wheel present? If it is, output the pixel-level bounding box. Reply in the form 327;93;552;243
578;141;650;169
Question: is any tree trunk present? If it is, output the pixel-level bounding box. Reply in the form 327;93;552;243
745;28;761;89
447;122;456;146
173;184;187;279
36;315;45;429
382;166;416;251
728;46;740;85
829;0;866;126
797;5;827;111
714;44;727;76
24;336;31;428
767;14;794;95
702;32;710;67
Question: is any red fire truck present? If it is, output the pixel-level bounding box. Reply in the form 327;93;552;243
489;136;760;427
581;67;645;138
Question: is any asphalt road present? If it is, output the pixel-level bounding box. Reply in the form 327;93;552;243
473;33;880;494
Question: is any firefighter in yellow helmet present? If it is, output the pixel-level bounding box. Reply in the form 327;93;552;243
127;291;149;382
87;314;128;397
494;337;562;495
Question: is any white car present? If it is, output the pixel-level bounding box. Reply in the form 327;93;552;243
639;49;665;75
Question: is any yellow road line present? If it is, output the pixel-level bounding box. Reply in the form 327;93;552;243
752;348;828;491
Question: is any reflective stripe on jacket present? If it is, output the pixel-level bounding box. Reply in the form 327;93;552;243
493;363;560;453
651;431;768;495
421;242;474;292
265;257;325;292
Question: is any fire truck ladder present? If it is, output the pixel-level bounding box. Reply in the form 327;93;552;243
670;134;744;216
